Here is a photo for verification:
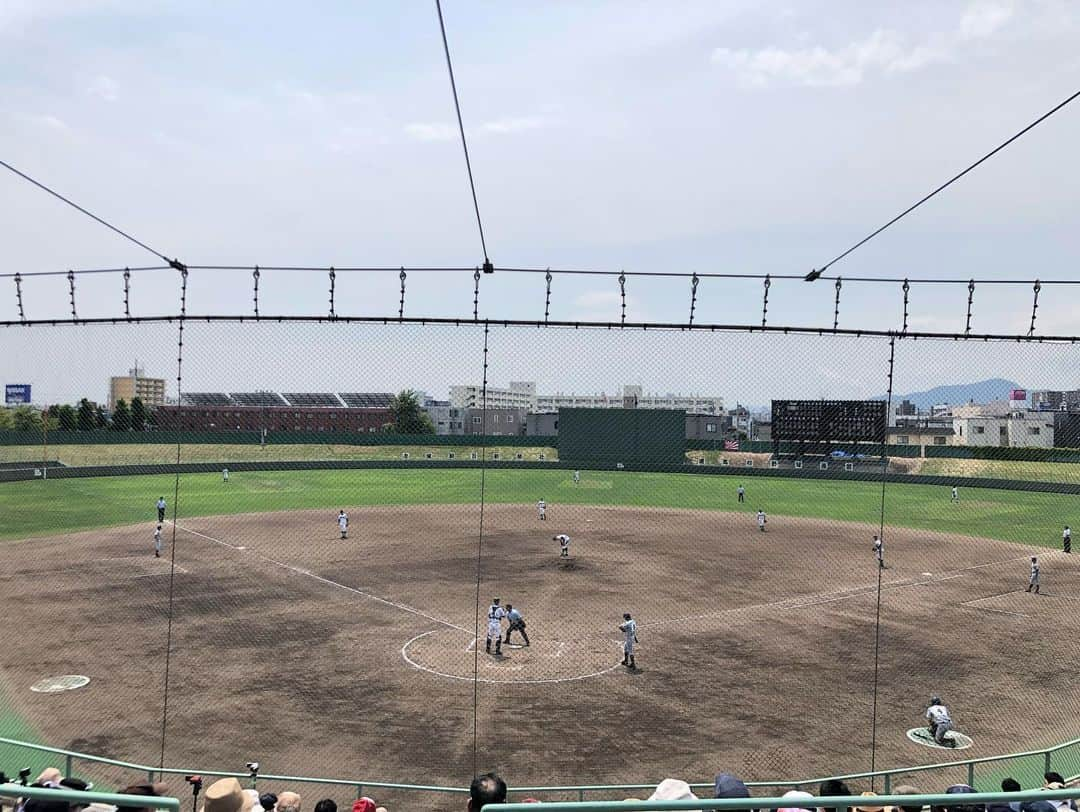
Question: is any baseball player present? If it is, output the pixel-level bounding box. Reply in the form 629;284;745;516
756;510;767;532
222;467;229;483
153;524;162;558
951;486;958;503
573;470;580;484
504;604;530;646
537;499;547;521
156;496;167;523
486;598;506;655
554;533;571;558
1027;556;1040;593
925;696;955;747
737;484;745;503
873;535;885;569
1064;526;1072;554
619;613;638;668
338;510;349;540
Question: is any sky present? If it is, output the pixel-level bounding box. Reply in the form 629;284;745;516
2;1;1079;406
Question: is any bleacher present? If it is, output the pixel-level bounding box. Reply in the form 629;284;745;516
181;392;233;406
229;391;288;406
282;392;344;407
339;392;393;408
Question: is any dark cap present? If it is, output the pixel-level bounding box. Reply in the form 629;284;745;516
714;773;750;799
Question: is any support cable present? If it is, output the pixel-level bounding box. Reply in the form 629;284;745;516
1029;280;1041;336
434;0;493;273
328;268;336;319
399;268;407;320
965;280;976;336
901;280;910;335
544;270;552;325
123;268;131;318
811;87;1080;277
761;274;771;327
14;273;25;322
619;272;627;325
470;322;492;776
689;273;699;325
253;267;260;319
833;277;842;330
67;270;77;320
473;269;481;321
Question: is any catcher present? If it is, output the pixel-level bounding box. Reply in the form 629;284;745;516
925;696;955;747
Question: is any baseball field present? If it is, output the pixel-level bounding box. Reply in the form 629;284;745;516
1;467;1078;809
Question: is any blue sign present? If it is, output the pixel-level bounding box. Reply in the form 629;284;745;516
5;384;31;404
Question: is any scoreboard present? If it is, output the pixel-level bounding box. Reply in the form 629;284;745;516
771;400;887;444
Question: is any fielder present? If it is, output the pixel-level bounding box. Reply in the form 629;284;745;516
554;533;571;558
1027;556;1040;593
737;484;745;503
951;486;958;503
573;470;580;484
619;613;638;669
1064;526;1072;554
156;496;167;523
756;510;767;532
537;499;547;521
222;468;229;483
504;604;530;646
154;524;162;558
925;696;955;747
338;510;349;539
486;598;506;655
873;535;885;569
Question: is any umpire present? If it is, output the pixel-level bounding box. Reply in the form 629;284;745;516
504;604;530;647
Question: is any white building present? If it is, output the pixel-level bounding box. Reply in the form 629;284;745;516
449;381;536;410
449;382;723;414
952;402;1055;447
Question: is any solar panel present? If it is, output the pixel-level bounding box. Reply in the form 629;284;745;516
282;393;343;407
229;392;287;406
338;393;394;408
182;393;233;405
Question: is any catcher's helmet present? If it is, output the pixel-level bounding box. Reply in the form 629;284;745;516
931;695;942;705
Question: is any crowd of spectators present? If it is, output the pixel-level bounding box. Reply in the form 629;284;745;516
4;768;1078;811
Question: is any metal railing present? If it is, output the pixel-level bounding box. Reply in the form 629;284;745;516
0;783;180;811
1;735;1078;805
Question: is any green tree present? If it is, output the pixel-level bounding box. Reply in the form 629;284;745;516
94;404;108;429
57;404;77;431
130;397;148;431
77;399;96;431
111;399;131;431
0;409;13;430
389;390;435;434
12;405;43;432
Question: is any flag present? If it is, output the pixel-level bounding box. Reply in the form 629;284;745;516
724;439;739;450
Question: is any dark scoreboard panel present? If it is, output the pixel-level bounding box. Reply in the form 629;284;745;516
771;400;887;444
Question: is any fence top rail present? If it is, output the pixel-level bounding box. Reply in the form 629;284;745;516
0;783;181;811
495;788;1080;811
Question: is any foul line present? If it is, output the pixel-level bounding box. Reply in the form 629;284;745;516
172;522;470;633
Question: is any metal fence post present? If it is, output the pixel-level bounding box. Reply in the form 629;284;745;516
968;762;975;788
884;775;891;794
1046;752;1052;776
65;755;73;779
356;786;363;800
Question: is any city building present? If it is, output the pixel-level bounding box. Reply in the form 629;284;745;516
887;424;956;447
449;382;536;410
951;402;1055;448
462;407;528;436
155;404;391;433
450;381;723;415
109;367;166;409
526;412;559;436
1031;389;1080;412
685;413;733;441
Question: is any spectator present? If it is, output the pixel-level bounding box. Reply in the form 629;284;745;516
119;783;170;812
241;791;260;812
892;784;924;812
257;794;277;812
469;773;507;810
1020;803;1057;812
779;790;816;812
987;779;1022;812
36;771;63;788
276;793;301;812
313;801;336;812
818;779;852;812
648;779;699;811
350;801;374;812
199;778;255;812
856;791;884;812
715;773;751;800
1045;775;1067;787
22;784;71;812
931;783;983;812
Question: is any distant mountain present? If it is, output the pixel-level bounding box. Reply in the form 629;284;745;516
874;378;1023;410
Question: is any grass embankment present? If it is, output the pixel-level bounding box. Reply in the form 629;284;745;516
0;469;1073;548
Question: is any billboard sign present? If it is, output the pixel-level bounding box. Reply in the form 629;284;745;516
1010;389;1027;402
4;384;31;404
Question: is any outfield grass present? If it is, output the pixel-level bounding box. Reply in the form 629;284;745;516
0;469;1073;548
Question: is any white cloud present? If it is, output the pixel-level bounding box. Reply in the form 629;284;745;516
960;1;1014;40
712;29;947;88
571;289;646;322
478;116;546;135
86;75;119;102
403;122;457;142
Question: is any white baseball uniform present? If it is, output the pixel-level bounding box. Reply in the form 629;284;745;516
338;512;348;538
537;500;546;520
757;511;766;531
555;534;570;557
620;619;637;655
486;604;506;643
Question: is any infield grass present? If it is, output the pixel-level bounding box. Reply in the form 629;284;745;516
0;469;1073;548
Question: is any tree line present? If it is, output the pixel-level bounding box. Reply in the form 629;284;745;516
0;398;152;432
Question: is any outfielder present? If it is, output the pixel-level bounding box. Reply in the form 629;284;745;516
1027;556;1040;593
338;510;349;539
222;468;229;483
619;613;638;669
504;604;530;646
873;535;885;569
1064;526;1072;554
554;533;571;558
537;499;547;521
737;484;745;503
951;486;959;503
156;496;167;523
573;470;580;484
756;510;767;532
154;524;162;558
925;696;955;747
486;598;506;655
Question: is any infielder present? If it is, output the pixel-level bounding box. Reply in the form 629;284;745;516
156;496;167;523
1027;556;1040;593
737;484;745;503
504;604;530;646
154;524;162;558
222;468;229;483
1064;526;1072;554
537;499;547;521
873;535;885;569
338;510;349;539
756;510;767;532
619;613;638;669
486;598;506;655
554;533;571;558
925;696;955;747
